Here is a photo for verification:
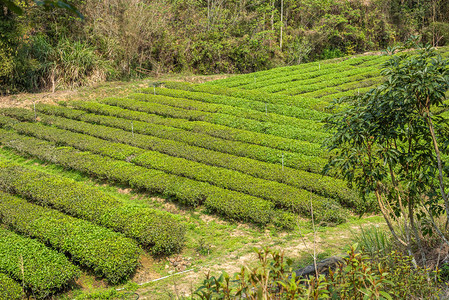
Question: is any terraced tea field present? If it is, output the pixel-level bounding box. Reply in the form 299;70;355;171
1;48;448;298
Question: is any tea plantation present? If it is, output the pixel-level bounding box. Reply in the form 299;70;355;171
1;48;448;298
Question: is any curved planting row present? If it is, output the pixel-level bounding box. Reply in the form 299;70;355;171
4;111;358;207
0;191;141;284
275;68;380;95
30;105;328;170
0;273;23;300
237;55;387;90
208;49;449;90
0;161;184;255
256;64;381;94
204;54;379;88
12;121;339;216
299;76;384;99
144;87;328;121
0;129;303;227
100;97;329;143
0;227;80;299
162;81;332;111
127;93;325;130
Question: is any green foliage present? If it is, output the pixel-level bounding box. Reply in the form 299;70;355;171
10;120;344;220
323;45;449;262
0;129;291;227
0;227;80;299
22;108;364;211
3;0;449;93
0;191;141;284
352;226;392;258
0;273;23;300
63;101;328;168
100;97;329;143
194;245;440;299
0;161;185;254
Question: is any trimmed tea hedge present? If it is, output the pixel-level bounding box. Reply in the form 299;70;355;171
12;121;336;214
203;54;380;88
128;92;325;129
0;227;80;299
142;87;328;121
29;104;328;171
0;129;298;226
12;113;358;206
0;191;141;284
100;97;329;143
0;273;23;300
0;161;185;254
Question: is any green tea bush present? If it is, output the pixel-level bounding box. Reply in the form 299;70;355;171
101;97;330;143
201;54;379;88
128;92;325;130
0;273;23;300
0;115;18;128
0;129;284;226
237;55;386;91
4;110;362;210
33;103;328;170
12;121;342;217
143;87;328;121
0;227;80;299
0;191;141;284
0;161;185;254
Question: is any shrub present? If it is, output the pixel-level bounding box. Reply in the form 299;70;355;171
12;121;344;218
0;129;286;226
0;191;141;284
0;161;185;254
0;227;80;299
0;273;23;300
194;245;440;299
100;97;330;143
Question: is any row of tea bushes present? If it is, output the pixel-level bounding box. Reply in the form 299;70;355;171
13;112;358;207
0;191;141;284
31;104;328;169
12;121;335;215
100;97;329;143
144;87;328;121
128;93;325;130
276;68;380;95
0;129;301;227
0;160;185;254
0;227;80;298
204;55;379;88
237;55;386;90
162;81;329;111
0;273;23;300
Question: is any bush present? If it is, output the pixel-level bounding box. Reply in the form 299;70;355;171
100;97;330;143
0;227;80;299
0;273;23;300
58;102;328;171
12;120;344;219
0;161;185;255
0;129;287;227
194;245;440;299
0;191;141;284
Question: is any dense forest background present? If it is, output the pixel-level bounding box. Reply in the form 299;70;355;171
1;0;448;94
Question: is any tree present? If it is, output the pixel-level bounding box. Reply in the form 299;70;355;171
323;45;449;266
